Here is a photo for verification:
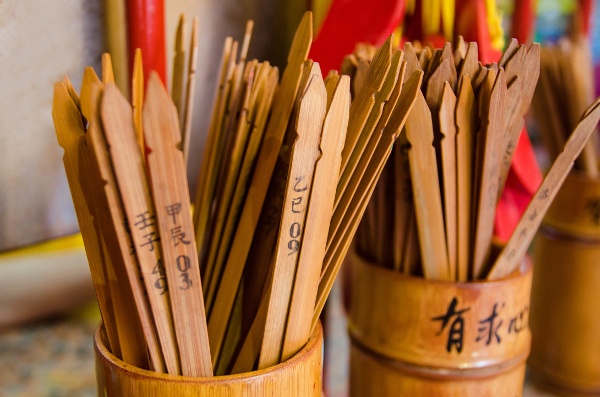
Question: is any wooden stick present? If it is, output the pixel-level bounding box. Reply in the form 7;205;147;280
258;69;327;369
501;44;525;85
454;76;476;281
404;90;450;280
132;48;144;155
336;51;403;206
230;271;273;374
193;37;235;260
403;42;421;75
457;42;479;82
281;75;350;361
207;12;312;363
142;73;213;377
392;131;413;272
471;69;507;279
402;212;421;275
239;20;254;63
180;17;199;164
171;14;186;123
324;71;340;108
498;38;520;67
438;82;458;280
102;53;116;84
52;80;119;358
487;97;600;280
454;36;467;65
498;43;540;193
339;36;393;182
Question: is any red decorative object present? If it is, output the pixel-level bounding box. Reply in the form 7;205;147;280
309;0;406;73
126;0;167;86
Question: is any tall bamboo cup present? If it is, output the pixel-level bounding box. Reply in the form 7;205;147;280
95;322;323;396
529;171;600;395
348;252;532;396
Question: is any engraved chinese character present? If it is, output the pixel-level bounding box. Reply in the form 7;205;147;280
508;306;529;334
477;303;504;345
432;297;470;353
529;210;538;221
293;176;308;192
140;231;160;251
291;197;305;213
134;211;156;230
166;203;182;224
171;226;191;246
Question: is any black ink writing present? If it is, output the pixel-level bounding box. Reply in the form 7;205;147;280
166;203;182;224
152;260;168;295
432;297;470;353
171;226;191;246
134;211;156;229
176;255;192;290
477;303;504;345
293;176;308;192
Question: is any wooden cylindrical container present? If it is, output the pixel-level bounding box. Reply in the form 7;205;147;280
348;254;532;396
95;323;323;396
529;172;600;394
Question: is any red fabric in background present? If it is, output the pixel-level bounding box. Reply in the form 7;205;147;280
309;0;406;73
126;0;167;87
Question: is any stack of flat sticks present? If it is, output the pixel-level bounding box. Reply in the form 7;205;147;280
52;11;422;377
195;14;421;374
355;37;600;282
531;33;600;177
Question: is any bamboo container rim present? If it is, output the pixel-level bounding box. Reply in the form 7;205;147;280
94;321;323;383
353;250;532;286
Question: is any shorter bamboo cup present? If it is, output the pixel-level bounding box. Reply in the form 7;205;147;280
95;322;323;396
348;253;532;396
529;172;600;395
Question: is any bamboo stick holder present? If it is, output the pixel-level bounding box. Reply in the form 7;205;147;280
529;171;600;395
348;253;532;396
95;322;323;396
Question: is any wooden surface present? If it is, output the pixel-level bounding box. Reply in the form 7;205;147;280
348;252;532;370
529;173;600;394
347;252;533;395
95;322;323;396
